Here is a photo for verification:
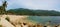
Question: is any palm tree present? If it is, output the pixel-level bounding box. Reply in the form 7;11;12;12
0;0;7;15
2;0;7;14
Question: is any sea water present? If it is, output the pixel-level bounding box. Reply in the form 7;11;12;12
27;16;60;25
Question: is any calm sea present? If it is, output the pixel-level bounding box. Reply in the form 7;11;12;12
27;16;60;24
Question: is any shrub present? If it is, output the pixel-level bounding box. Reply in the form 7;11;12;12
0;25;2;27
5;17;10;22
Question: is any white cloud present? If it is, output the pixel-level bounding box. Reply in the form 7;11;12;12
0;0;60;11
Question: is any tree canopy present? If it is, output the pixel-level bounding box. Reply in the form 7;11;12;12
7;8;60;16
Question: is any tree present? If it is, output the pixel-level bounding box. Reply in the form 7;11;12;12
0;0;7;15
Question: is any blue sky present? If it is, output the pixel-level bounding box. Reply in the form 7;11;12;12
0;0;60;11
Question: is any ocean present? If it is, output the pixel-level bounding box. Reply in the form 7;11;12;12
27;16;60;25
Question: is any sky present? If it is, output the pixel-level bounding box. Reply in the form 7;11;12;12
0;0;60;11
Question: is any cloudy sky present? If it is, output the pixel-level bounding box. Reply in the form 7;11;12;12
0;0;60;11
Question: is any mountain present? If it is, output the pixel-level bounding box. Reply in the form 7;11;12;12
7;8;60;16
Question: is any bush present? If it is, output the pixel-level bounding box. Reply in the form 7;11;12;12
0;25;2;27
5;17;10;22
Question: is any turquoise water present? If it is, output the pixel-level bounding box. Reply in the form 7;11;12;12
27;16;60;24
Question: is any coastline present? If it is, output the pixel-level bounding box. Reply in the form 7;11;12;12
0;15;36;27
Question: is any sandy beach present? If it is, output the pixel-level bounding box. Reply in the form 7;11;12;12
0;15;32;27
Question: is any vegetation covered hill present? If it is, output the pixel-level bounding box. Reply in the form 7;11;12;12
7;8;60;16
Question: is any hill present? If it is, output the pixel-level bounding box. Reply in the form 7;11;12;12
7;8;60;16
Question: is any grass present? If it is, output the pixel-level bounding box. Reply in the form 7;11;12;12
0;25;2;27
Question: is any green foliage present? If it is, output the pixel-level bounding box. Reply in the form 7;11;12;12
5;17;10;21
0;25;2;27
7;8;60;16
0;1;7;15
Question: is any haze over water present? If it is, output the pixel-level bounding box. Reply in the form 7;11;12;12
27;16;60;24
